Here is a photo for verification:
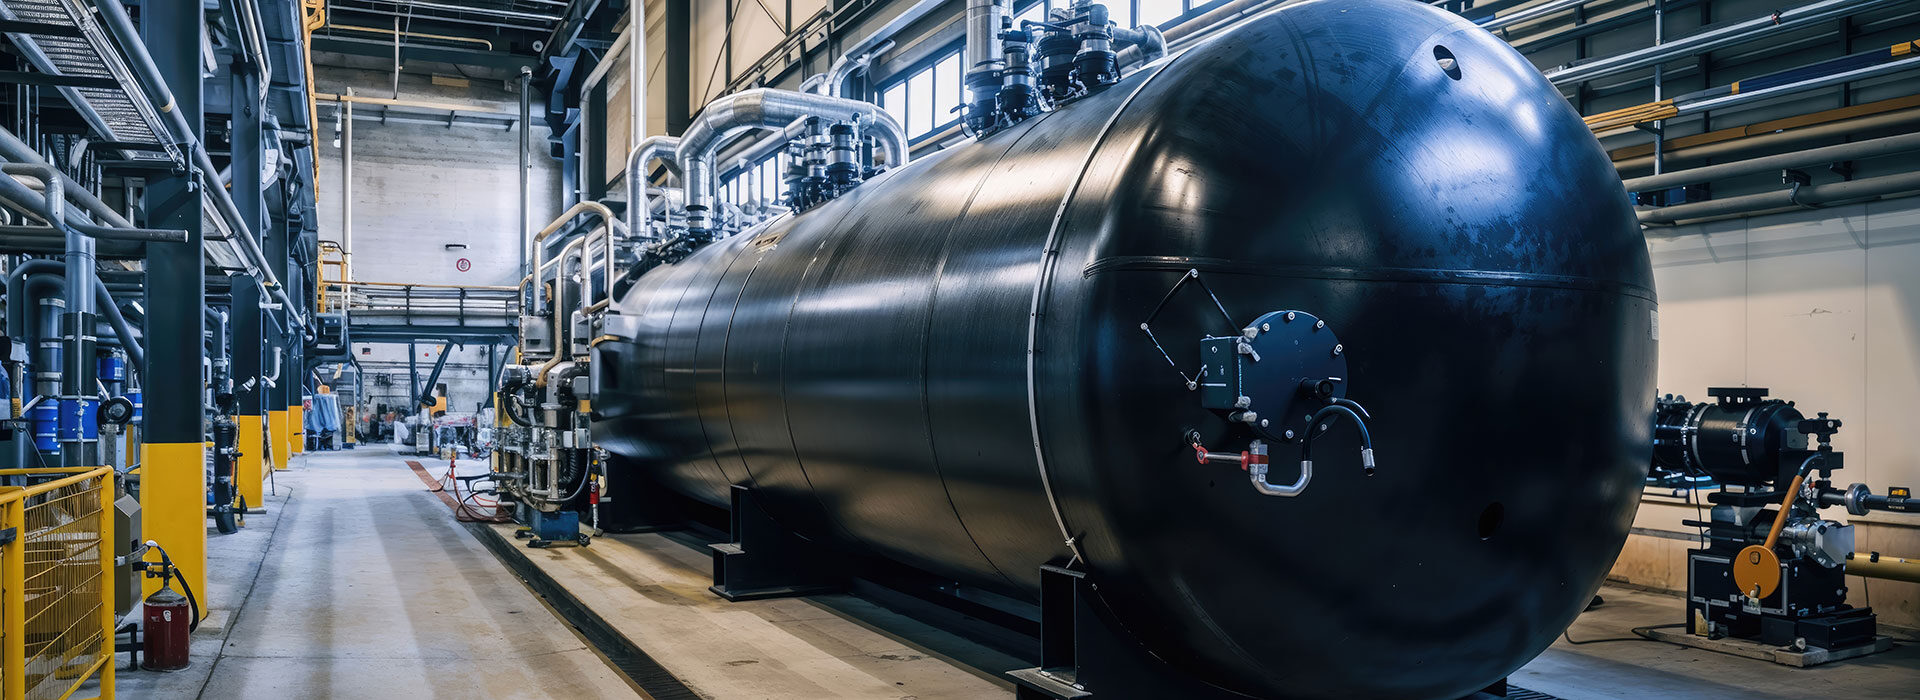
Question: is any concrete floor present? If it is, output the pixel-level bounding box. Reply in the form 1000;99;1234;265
1517;585;1920;699
117;445;639;699
114;444;1920;699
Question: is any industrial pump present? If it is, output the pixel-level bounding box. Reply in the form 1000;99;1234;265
1653;388;1911;651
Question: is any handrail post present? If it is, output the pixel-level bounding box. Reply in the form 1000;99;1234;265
1;486;24;700
98;469;116;699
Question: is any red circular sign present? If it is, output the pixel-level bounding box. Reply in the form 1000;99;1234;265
455;258;471;272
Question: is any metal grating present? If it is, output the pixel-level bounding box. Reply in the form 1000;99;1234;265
0;0;179;163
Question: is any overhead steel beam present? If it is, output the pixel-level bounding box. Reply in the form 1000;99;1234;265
312;35;535;70
337;0;562;23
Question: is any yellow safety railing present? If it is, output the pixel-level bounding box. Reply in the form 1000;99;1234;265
317;241;349;315
0;467;115;700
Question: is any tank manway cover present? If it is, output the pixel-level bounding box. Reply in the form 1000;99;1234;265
1199;309;1347;444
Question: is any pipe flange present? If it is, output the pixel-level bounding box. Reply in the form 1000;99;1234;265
1843;482;1871;516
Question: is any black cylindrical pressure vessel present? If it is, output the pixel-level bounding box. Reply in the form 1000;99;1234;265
592;1;1655;697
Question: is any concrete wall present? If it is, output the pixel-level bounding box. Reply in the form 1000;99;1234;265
313;65;561;416
1609;197;1920;630
314;66;563;288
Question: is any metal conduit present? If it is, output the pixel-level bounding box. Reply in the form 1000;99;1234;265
1613;107;1920;172
1544;0;1904;86
1481;0;1597;31
1638;170;1920;224
1623;130;1920;192
1675;56;1920;118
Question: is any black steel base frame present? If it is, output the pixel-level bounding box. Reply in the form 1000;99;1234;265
1006;564;1248;700
1006;565;1517;700
708;484;844;601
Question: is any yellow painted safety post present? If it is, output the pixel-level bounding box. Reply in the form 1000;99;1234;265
290;400;306;457
139;444;206;615
267;410;289;471
236;415;264;507
0;467;117;700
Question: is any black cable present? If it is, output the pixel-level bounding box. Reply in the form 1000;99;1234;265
1562;623;1686;646
556;452;594;504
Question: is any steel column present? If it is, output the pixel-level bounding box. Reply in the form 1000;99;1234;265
231;62;267;508
137;0;207;612
265;178;292;471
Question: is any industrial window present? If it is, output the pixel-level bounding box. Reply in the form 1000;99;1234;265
878;46;966;142
721;150;789;208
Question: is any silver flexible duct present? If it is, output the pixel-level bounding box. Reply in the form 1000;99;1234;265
677;88;908;232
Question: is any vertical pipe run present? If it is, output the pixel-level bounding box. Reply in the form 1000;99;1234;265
630;2;646;156
519;67;532;281
1651;0;1665;175
343;87;354;311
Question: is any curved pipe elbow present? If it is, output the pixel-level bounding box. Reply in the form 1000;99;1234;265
625;135;682;242
677;88;910;225
1250;460;1310;497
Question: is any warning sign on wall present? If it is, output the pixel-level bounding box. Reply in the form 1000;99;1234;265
455;258;471;272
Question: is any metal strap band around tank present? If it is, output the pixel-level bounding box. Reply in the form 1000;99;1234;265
1024;56;1183;566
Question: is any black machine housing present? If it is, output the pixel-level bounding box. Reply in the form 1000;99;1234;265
1656;387;1900;651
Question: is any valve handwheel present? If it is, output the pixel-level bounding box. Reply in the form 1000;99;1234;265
1732;545;1782;599
1733;465;1812;600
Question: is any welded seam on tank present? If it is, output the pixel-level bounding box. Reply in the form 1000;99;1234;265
661;265;738;502
1023;58;1185;565
776;189;889;550
1081;256;1657;302
695;233;770;489
912;113;1073;590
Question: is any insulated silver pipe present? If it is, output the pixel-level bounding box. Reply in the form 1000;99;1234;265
519;67;533;281
0;166;87;322
1622;130;1920;192
1480;0;1596;32
814;0;948;97
1674;56;1920;118
1638;170;1920;224
630;2;646;154
343;87;354;313
624;135;680;243
0;126;136;229
1544;0;1903;86
1613;108;1920;172
0;169;184;243
678;89;909;231
1132;0;1287;61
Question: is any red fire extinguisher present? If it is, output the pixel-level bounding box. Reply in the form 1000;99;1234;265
140;541;199;671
